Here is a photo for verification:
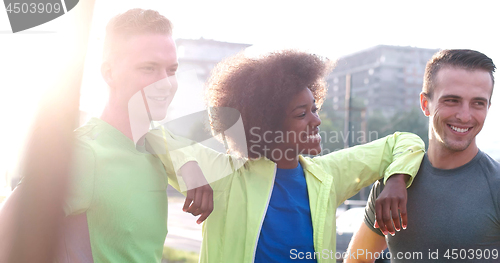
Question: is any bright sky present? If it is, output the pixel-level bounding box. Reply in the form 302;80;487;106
0;0;499;185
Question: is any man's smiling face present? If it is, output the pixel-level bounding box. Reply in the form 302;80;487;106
422;67;492;152
107;33;178;121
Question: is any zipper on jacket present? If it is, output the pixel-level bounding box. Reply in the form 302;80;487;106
251;163;277;262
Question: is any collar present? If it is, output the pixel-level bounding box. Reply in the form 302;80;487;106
299;155;325;182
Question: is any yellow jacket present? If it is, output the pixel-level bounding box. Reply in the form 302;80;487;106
150;131;425;263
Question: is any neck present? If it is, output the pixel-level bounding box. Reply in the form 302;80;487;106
270;148;300;169
100;102;151;145
427;139;479;169
274;158;299;169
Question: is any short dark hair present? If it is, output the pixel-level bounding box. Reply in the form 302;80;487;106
204;50;333;158
423;49;496;101
103;8;173;63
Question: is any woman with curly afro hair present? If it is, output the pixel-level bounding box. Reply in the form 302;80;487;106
205;50;329;161
157;50;425;263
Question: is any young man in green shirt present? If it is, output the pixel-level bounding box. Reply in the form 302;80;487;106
2;8;213;262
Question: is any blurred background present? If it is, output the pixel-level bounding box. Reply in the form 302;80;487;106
1;0;499;262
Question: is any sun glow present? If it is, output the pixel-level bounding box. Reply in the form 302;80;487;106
1;0;500;194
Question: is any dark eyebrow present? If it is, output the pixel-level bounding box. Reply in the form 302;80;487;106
140;61;158;65
473;97;489;103
440;95;462;100
440;94;488;103
290;99;316;113
139;62;178;71
291;104;307;113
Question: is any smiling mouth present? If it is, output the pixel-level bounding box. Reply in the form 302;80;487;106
306;133;321;141
148;96;167;101
448;124;471;133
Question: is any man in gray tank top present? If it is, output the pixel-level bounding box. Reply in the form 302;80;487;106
345;49;500;262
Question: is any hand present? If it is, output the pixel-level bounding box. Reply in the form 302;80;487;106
374;173;409;236
179;161;214;224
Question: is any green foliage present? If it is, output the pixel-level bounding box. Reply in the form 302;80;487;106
367;107;429;149
318;97;344;153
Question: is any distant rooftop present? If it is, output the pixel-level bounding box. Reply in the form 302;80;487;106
175;37;252;48
175;38;252;63
338;44;440;59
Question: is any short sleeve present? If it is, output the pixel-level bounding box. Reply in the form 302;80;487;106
63;139;96;216
363;179;385;237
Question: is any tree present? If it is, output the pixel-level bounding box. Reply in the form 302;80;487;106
368;107;429;150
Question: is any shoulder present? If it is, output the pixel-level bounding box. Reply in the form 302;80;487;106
73;118;119;158
477;151;500;214
71;121;100;172
477;151;500;189
73;123;99;165
477;151;500;177
74;118;106;144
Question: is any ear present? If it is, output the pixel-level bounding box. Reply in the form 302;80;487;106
420;92;430;117
101;62;113;87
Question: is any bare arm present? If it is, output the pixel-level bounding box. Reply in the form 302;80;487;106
0;185;23;262
179;161;214;224
345;223;387;263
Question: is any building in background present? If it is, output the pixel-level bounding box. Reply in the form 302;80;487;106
176;38;251;82
324;45;439;202
327;45;439;118
167;38;251;121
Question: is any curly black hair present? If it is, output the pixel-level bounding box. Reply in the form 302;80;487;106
204;50;334;158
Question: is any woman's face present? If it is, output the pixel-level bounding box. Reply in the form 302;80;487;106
279;88;322;156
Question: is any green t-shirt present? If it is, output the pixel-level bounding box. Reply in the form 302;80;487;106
58;118;170;262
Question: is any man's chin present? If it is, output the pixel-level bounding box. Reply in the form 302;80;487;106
150;112;167;122
443;140;473;152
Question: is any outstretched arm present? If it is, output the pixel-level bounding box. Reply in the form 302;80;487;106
316;132;424;236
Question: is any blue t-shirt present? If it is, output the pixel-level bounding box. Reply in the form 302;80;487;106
255;162;317;262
